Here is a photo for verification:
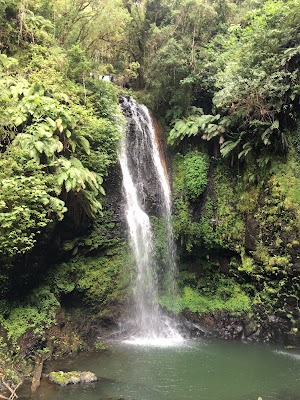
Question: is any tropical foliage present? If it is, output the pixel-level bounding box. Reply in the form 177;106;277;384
166;0;300;162
2;0;300;380
0;1;124;265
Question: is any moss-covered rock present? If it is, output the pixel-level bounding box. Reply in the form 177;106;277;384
48;370;97;386
171;148;300;345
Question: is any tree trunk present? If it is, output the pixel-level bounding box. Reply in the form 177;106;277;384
30;356;44;394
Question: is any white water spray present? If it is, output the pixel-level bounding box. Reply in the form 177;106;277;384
119;97;183;345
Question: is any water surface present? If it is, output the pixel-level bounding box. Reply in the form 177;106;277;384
26;339;300;400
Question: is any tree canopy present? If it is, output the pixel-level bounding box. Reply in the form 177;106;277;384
0;0;123;261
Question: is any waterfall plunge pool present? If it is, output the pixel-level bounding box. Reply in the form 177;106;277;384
21;339;300;400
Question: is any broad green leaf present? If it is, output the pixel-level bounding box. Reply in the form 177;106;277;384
65;179;72;193
34;141;44;153
220;139;241;157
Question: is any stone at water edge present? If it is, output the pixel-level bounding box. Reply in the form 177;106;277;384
80;371;98;383
49;370;97;386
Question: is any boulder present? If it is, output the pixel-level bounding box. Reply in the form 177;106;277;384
80;371;98;383
244;320;258;337
49;370;97;386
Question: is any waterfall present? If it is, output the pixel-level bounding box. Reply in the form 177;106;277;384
119;96;182;345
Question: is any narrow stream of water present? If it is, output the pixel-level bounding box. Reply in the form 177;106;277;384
119;96;181;342
24;339;300;400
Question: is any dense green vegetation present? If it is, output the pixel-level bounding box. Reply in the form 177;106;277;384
0;0;133;384
162;0;300;341
1;0;300;386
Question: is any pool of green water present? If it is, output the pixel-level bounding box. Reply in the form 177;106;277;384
22;339;300;400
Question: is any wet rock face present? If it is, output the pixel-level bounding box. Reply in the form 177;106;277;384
245;216;259;251
119;96;167;217
103;163;127;237
244;319;259;338
182;310;300;346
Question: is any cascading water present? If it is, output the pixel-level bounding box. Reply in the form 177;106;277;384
119;96;183;345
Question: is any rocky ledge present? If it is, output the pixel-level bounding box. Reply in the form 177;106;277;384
181;310;300;346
